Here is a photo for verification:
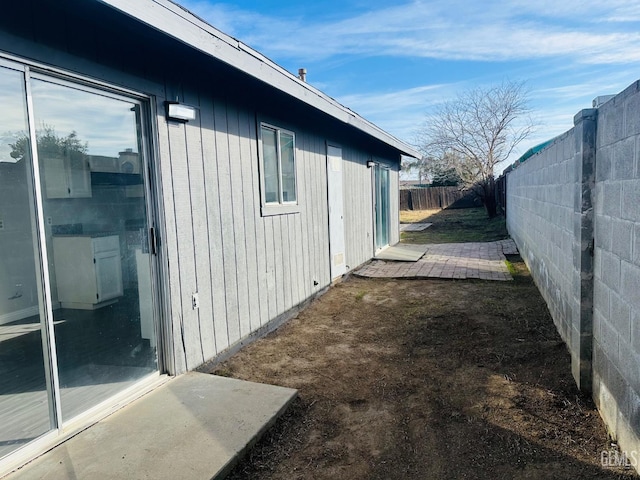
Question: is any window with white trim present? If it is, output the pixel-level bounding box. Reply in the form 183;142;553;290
260;124;297;208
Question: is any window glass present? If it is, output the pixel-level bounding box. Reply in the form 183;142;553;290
260;125;296;208
0;65;52;460
280;132;296;203
31;79;158;422
261;126;279;204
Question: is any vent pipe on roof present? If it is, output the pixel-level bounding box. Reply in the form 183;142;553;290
298;68;307;82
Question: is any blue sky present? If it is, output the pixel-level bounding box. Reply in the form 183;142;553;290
179;0;640;173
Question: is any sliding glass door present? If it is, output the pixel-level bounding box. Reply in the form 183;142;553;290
0;63;52;459
374;164;390;251
0;61;159;461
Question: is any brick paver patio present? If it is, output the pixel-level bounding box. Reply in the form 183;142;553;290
355;239;518;281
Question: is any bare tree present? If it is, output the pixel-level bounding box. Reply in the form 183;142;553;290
417;81;533;217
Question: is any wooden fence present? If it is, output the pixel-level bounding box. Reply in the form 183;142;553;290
400;186;476;210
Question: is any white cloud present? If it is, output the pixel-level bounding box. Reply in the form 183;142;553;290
339;84;453;116
335;83;463;144
181;0;640;65
177;0;640;167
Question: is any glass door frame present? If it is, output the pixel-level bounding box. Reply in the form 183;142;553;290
373;162;390;253
0;55;167;471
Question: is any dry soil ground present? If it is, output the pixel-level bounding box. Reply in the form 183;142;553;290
205;209;636;480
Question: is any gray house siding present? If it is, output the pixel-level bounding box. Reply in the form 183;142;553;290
343;150;375;270
0;1;403;376
160;104;400;373
158;85;400;373
160;101;337;372
389;166;400;246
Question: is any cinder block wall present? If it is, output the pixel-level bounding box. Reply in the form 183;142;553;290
592;82;640;454
506;129;581;346
506;79;640;467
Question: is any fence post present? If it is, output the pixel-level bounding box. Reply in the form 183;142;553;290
572;108;598;392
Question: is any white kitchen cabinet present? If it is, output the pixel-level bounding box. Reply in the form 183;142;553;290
52;235;123;309
43;154;92;198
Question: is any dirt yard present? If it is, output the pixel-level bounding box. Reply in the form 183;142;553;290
204;211;636;479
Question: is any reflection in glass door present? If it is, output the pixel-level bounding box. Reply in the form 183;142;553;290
374;164;390;250
0;65;52;459
0;64;159;463
30;78;158;422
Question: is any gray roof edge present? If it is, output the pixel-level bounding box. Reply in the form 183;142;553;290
98;0;421;159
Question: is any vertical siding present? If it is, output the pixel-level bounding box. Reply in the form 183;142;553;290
389;164;400;246
281;215;293;311
213;98;240;348
246;116;270;327
264;217;277;321
273;216;286;312
226;104;252;339
343;149;374;269
199;94;227;357
82;81;399;375
155;106;186;375
315;137;331;285
300;134;316;296
305;133;323;291
167;118;203;368
163;80;205;371
183;87;210;366
237;110;261;333
35;68;398;375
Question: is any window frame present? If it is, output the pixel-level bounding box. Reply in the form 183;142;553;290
258;122;299;216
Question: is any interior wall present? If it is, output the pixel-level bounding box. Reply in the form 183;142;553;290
0;161;39;323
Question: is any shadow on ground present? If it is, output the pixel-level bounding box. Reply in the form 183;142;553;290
400;206;509;244
208;258;635;480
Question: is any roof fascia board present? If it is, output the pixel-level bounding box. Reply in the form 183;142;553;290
97;0;421;159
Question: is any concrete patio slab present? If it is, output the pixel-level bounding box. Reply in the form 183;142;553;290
358;239;518;281
6;373;297;480
375;243;430;262
399;222;433;232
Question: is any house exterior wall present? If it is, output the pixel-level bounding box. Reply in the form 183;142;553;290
506;79;640;471
389;166;400;246
342;149;375;270
0;1;401;375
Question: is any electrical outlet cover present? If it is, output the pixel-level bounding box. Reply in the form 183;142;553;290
192;293;200;309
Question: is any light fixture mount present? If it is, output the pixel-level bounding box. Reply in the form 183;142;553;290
165;101;197;122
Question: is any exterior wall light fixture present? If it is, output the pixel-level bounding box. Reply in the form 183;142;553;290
166;101;197;122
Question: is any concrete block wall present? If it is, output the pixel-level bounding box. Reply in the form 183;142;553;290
592;81;640;456
506;79;640;467
506;128;581;348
